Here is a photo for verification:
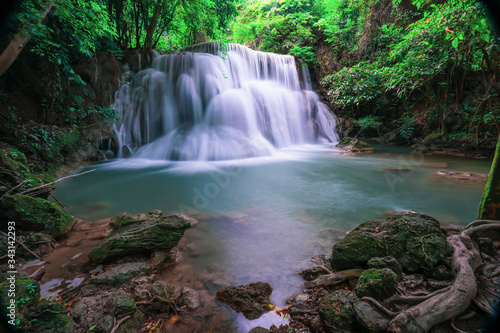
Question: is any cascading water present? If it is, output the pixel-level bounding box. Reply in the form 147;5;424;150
112;43;339;161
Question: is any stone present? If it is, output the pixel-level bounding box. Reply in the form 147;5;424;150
353;300;390;332
249;327;270;333
354;268;398;300
215;282;273;320
88;213;192;263
318;290;360;332
299;266;330;281
180;287;201;311
104;289;136;316
90;262;148;285
330;212;451;273
338;137;374;153
95;315;114;333
368;256;403;280
0;195;75;237
30;300;74;333
70;303;88;323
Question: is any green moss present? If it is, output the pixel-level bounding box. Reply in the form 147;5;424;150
354;268;398;299
0;148;29;174
478;135;500;219
0;195;74;236
30;300;72;333
319;290;359;332
0;278;40;328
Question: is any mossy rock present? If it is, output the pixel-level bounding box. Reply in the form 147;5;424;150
368;256;403;280
354;268;398;299
0;278;40;327
337;137;374;153
90;262;148;285
0;148;29;173
39;130;80;161
89;212;192;263
0;194;74;237
319;290;360;332
104;289;137;316
331;212;451;272
30;300;74;333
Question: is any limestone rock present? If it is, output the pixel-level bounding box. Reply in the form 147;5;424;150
319;290;360;332
0;195;74;237
88;212;192;263
90;262;148;285
331;212;451;272
353;300;390;333
104;289;136;316
354;268;398;300
216;282;273;320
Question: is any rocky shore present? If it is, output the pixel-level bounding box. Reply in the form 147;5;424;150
2;199;499;333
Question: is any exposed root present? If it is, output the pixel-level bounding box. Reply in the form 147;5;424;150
136;295;181;314
304;269;364;289
110;314;131;333
472;292;495;316
361;296;398;317
387;221;500;333
384;286;451;304
0;231;46;262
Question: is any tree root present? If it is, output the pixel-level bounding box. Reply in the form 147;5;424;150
387;221;500;333
110;314;131;333
384;286;451;304
0;231;46;262
136;295;181;314
361;296;398;317
304;269;364;289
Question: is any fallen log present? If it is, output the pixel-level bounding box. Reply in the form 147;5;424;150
304;269;364;289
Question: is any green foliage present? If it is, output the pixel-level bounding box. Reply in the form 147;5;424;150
355;115;384;134
397;116;415;141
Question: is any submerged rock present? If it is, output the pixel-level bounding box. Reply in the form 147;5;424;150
319;290;360;332
215;281;273;320
354;268;398;299
330;212;451;272
90;262;148;285
88;212;192;263
0;194;75;237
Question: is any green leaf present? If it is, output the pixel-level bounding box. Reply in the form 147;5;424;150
451;38;458;49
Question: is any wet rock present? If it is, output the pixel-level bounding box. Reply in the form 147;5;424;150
426;264;453;280
147;251;171;272
90;262;148;285
22;233;55;258
368;256;403;280
299;266;330;281
402;274;425;289
319;290;360;332
0;195;75;237
149;281;177;312
104;289;136;316
289;299;323;332
354;300;390;332
432;170;487;183
354;268;398;300
477;237;497;256
330;212;451;273
338;137;374;153
180;287;201;310
88;213;192;263
215;281;273;320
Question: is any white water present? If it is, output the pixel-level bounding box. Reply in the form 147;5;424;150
112;43;339;161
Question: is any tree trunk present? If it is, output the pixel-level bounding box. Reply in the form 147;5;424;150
478;136;500;219
142;0;164;66
0;1;54;77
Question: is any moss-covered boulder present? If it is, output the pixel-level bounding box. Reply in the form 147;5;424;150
0;148;29;173
338;137;374;153
0;194;74;237
88;212;192;263
319;290;360;332
354;268;398;299
89;262;148;285
331;212;451;272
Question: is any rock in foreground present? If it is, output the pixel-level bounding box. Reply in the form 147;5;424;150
331;212;451;273
216;282;273;320
89;211;192;263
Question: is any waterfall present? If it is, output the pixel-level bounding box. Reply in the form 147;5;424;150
112;43;339;161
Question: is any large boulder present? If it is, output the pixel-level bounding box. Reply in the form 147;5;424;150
88;212;192;263
215;282;273;320
331;212;451;272
0;195;74;237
